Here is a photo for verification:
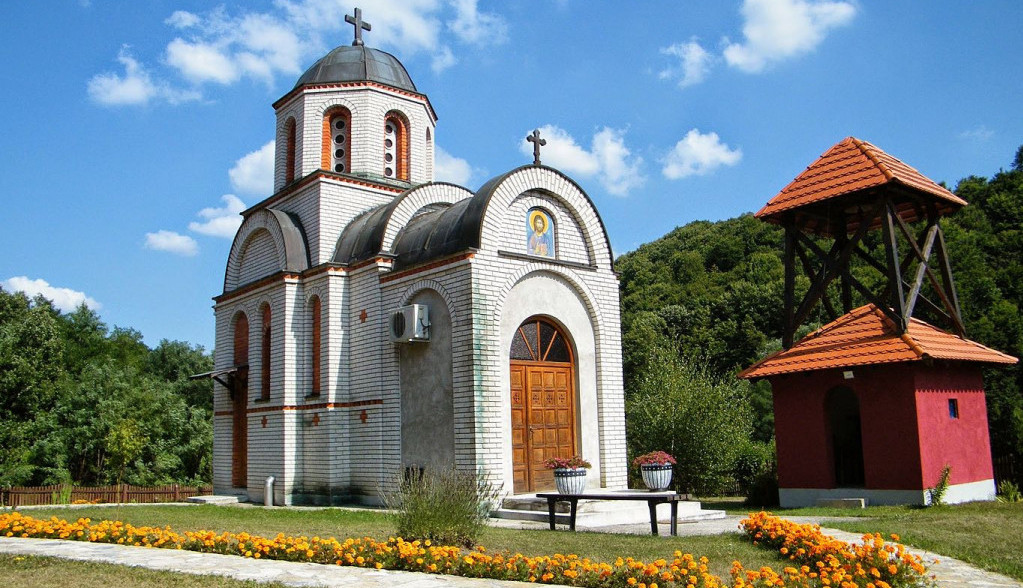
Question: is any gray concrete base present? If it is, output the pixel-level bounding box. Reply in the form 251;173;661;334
780;479;997;507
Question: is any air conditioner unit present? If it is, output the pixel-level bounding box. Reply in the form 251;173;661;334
390;304;430;343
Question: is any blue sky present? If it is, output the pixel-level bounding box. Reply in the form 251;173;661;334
2;0;1021;351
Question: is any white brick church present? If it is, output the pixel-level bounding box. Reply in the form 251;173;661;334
211;11;627;505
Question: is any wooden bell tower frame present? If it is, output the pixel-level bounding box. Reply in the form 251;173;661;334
757;137;969;348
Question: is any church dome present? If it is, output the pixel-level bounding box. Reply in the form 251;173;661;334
294;45;417;92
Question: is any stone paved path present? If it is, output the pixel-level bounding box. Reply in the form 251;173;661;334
1;512;1019;587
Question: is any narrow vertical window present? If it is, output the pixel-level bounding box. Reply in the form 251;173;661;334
261;304;271;401
284;117;297;183
384;112;409;181
948;398;959;419
322;107;351;174
310;296;321;397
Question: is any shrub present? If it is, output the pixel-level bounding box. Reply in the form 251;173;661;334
927;464;951;506
997;479;1022;502
626;346;753;495
382;467;500;548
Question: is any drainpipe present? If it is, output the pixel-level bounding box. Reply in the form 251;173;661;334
264;476;275;507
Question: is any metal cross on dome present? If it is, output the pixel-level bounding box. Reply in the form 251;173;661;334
527;129;546;166
346;7;372;46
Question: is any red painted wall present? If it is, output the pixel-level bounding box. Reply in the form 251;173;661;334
772;374;831;488
913;365;993;486
769;362;995;492
857;366;923;489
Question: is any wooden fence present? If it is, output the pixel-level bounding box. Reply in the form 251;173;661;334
1;484;212;507
994;454;1020;487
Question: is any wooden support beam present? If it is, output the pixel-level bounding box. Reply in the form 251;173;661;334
783;223;796;349
935;225;966;336
903;222;939;319
881;199;906;332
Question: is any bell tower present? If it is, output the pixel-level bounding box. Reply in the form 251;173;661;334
263;7;437;265
756;137;967;348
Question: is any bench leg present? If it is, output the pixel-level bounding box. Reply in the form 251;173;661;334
569;498;578;531
670;501;678;536
648;500;659;536
547;497;556;530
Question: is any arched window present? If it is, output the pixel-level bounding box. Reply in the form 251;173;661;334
231;312;249;488
261;304;271;401
510;317;572;363
322;107;352;174
383;111;410;181
309;296;321;397
284;117;297;183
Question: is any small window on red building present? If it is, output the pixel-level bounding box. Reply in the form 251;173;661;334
948;398;959;419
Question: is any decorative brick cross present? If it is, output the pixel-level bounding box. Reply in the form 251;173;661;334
527;129;546;166
346;7;372;46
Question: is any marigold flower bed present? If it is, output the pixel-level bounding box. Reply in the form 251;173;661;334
738;511;933;587
0;511;931;588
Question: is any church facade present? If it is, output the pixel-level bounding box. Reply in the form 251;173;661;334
211;22;626;505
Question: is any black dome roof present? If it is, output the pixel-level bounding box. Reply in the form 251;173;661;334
294;45;417;92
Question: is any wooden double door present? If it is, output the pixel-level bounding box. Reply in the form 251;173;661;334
510;318;576;494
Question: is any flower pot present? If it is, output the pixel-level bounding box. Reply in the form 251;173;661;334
553;467;587;494
640;464;673;491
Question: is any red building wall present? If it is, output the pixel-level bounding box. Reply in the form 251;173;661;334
772;374;831;488
770;362;994;493
913;365;993;487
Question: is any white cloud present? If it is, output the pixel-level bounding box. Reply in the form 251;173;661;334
520;125;644;196
229;141;275;196
449;0;508;45
591;128;645;196
87;45;199;106
2;276;101;312
660;39;713;88
434;146;474;185
165;10;200;29
662;129;742;179
188;195;247;238
166;38;241;85
959;126;995;141
723;0;856;73
145;230;199;256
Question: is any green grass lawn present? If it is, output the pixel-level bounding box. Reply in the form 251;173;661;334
20;505;783;579
0;553;291;588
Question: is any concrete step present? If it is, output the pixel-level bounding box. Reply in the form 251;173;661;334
187;495;244;505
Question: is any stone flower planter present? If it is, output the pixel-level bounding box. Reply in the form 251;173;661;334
640;464;673;491
553;467;587;494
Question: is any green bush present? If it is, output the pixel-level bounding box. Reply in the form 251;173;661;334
626;344;754;496
382;467;499;547
997;479;1022;502
736;440;778;507
927;465;952;506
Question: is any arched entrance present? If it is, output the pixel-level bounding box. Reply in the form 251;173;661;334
826;387;865;487
509;317;576;493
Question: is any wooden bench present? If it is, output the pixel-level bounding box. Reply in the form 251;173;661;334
534;492;685;536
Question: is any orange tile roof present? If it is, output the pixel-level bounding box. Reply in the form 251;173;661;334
738;304;1017;379
756;137;967;223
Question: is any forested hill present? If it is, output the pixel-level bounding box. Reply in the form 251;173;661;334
616;146;1023;462
0;294;213;487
